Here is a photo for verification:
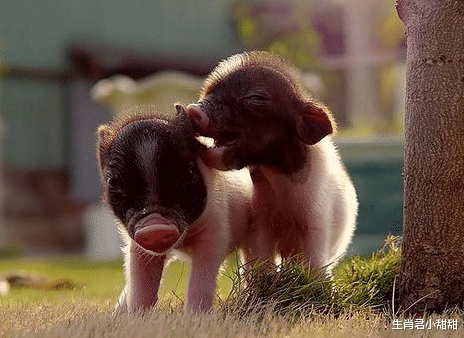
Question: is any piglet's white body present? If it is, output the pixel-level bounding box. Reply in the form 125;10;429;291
244;137;357;271
118;161;253;312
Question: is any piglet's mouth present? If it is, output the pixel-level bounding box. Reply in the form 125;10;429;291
194;126;240;152
186;103;240;149
196;132;239;168
198;132;243;170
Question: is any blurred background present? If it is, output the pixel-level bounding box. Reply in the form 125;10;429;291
0;0;405;258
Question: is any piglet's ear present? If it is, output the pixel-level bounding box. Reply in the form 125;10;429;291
97;124;112;144
295;102;334;145
96;124;114;173
174;104;191;129
174;103;185;115
174;103;194;132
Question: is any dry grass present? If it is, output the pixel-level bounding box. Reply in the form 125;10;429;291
2;237;464;337
5;301;389;338
3;300;464;338
0;299;113;336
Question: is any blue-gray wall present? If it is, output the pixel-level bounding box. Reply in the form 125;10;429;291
0;0;239;69
0;0;241;169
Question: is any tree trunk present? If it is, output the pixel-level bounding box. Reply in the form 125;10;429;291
397;0;464;314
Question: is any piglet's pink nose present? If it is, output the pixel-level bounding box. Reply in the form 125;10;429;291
185;104;210;132
134;223;180;254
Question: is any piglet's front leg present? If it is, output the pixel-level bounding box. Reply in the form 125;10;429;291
118;241;165;313
186;248;224;312
185;223;228;312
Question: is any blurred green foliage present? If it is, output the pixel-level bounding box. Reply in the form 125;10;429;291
377;0;405;51
231;0;321;70
231;0;406;132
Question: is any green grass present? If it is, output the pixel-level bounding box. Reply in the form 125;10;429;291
0;257;122;301
221;235;401;318
334;235;401;311
1;236;464;337
0;254;237;304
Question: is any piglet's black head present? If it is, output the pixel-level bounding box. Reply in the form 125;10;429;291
96;110;207;250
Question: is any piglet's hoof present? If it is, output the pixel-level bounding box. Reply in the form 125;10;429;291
134;221;179;254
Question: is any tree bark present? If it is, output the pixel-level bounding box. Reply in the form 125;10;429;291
397;0;464;314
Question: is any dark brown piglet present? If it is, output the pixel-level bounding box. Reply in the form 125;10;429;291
185;51;358;272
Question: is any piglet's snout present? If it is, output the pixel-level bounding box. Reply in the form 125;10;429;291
134;214;180;253
186;104;210;133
